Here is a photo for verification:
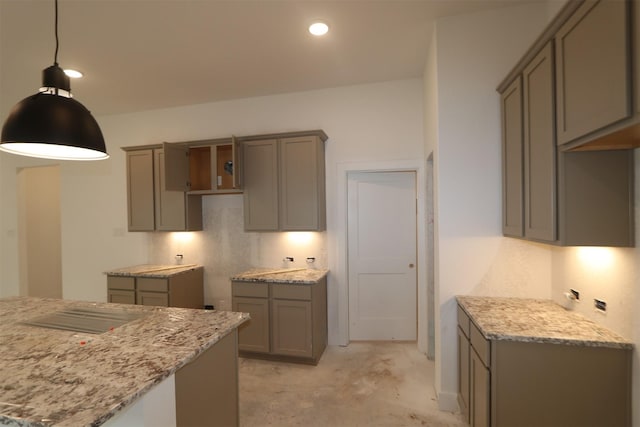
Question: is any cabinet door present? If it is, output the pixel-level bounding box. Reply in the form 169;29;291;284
163;142;190;191
523;42;556;242
232;135;243;189
279;136;326;231
243;139;279;231
126;150;155;231
154;149;203;231
500;78;524;237
555;0;631;145
457;327;470;423
271;299;313;358
233;297;270;353
108;289;135;305
137;291;169;307
155;149;186;230
470;349;490;427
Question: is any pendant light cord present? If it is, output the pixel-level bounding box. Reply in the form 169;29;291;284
53;0;59;65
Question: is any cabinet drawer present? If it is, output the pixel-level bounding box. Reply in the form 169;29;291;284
137;277;169;292
108;289;135;305
457;305;470;338
137;291;169;307
107;276;135;291
232;281;269;298
470;321;490;367
271;284;311;301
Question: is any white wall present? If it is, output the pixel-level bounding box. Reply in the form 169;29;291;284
0;79;424;347
424;3;555;409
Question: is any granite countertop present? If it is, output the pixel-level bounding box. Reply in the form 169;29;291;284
231;268;328;284
0;296;248;427
457;296;632;350
104;264;202;278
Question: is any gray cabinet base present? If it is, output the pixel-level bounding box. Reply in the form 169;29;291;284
239;348;325;366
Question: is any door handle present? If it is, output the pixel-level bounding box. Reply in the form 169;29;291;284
409;263;415;268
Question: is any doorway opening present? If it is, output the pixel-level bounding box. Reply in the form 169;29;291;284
17;165;62;298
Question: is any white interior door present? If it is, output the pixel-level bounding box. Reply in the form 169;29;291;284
348;171;417;341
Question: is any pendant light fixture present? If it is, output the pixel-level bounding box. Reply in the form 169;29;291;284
0;0;108;161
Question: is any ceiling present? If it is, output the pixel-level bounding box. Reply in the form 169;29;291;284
1;0;537;118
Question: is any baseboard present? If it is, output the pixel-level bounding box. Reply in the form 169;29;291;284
437;391;460;413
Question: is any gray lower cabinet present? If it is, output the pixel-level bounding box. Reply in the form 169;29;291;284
231;277;327;364
457;304;632;426
106;276;136;304
271;296;313;358
457;307;471;423
107;268;204;308
175;329;239;427
124;148;203;232
243;132;327;231
232;296;270;353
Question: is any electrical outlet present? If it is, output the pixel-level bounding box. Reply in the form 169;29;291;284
570;289;580;301
594;298;607;312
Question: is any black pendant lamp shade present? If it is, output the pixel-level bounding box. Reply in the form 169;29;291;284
0;1;108;161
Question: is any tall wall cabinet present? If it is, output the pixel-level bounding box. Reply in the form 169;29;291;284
498;0;635;247
243;131;327;231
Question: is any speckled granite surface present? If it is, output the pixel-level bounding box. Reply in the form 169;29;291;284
104;264;202;278
457;296;632;350
231;268;328;284
0;296;248;427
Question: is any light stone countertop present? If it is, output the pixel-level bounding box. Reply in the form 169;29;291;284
231;268;328;284
457;296;632;350
104;264;202;278
0;296;248;427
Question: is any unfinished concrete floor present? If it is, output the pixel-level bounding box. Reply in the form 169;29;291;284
239;342;467;427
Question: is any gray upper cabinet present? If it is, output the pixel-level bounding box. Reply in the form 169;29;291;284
163;142;190;192
501;78;524;238
523;42;556;242
126;149;155;231
558;150;634;247
501;42;557;243
498;0;640;151
555;0;631;146
243;132;327;232
124;148;203;232
243;139;280;231
279;136;326;231
163;137;243;195
498;1;635;247
154;149;203;231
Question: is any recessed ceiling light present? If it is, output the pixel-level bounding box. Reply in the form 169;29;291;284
64;69;83;79
309;22;329;36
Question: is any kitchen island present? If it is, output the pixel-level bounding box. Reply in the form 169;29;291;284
0;296;248;427
456;296;632;427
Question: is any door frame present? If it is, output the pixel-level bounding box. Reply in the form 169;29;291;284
335;159;427;352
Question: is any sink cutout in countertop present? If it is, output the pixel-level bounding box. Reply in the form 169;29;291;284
22;307;149;334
